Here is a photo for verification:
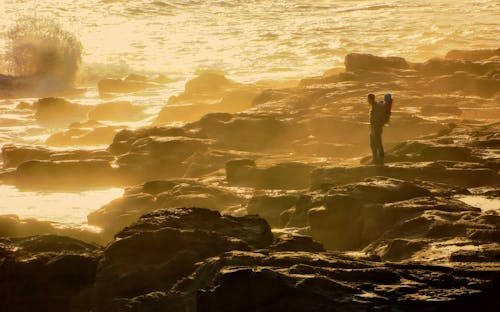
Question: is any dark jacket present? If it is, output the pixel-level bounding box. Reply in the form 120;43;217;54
370;101;387;126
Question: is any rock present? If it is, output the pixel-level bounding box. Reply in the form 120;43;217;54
1;144;51;168
344;53;409;72
1;145;113;168
87;193;157;240
199;114;302;151
226;161;314;190
12;160;118;188
311;161;497;189
269;235;325;252
116;207;273;248
91;207;272;309
247;194;298;227
34;97;90;124
126;251;500;311
88;101;145;121
445;48;500;61
46;126;120;146
115;136;211;183
415;58;497;76
0;235;100;312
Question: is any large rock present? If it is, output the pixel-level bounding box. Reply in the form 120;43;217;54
311;161;497;189
11;160;118;188
415;58;497;76
88;101;145;121
226;160;314;189
87;193;157;240
247;194;298;227
344;53;409;72
1;145;113;168
34;97;90;124
91;207;272;309
445;48;500;61
0;235;100;312
113;251;500;311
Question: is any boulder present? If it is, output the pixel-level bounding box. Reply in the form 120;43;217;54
311;161;497;189
12;160;117;188
88;101;145;121
46;126;120;146
34;97;90;124
344;53;409;72
226;161;314;190
445;48;500;61
87;193;157;240
0;235;100;312
415;58;497;76
247;194;298;227
91;207;272;309
117;251;500;311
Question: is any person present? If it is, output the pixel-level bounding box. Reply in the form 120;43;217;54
368;93;390;165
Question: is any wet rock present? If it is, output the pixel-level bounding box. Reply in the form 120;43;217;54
1;144;114;168
247;194;298;227
226;161;314;190
12;160;118;188
0;235;100;312
34;97;91;124
445;48;500;61
311;161;497;189
269;235;325;252
1;144;51;168
198;114;302;151
46;126;120;146
87;193;156;240
415;58;497;76
115;136;210;182
344;53;409;72
88;101;145;121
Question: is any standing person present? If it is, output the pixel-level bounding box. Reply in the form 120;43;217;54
367;93;387;165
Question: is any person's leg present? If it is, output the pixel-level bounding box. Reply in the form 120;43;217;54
370;127;378;163
374;126;384;164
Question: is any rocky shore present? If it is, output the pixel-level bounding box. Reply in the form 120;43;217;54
1;48;499;311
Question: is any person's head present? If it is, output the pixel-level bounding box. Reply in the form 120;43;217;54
384;93;392;103
367;93;376;104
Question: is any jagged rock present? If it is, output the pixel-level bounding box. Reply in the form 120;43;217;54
117;251;500;311
0;235;100;312
91;207;272;309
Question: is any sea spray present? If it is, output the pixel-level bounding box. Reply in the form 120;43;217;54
3;17;82;93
